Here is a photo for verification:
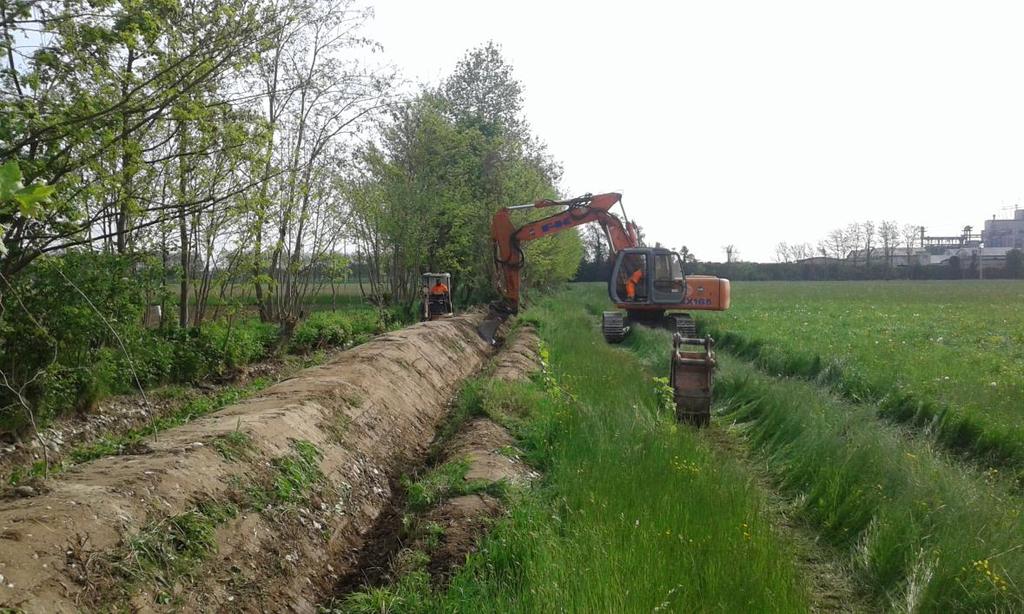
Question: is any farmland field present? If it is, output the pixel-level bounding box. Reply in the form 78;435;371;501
695;280;1024;471
333;284;1023;612
571;283;1024;611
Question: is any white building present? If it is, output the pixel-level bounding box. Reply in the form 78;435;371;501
983;210;1024;249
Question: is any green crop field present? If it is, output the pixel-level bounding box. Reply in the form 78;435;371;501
695;280;1024;472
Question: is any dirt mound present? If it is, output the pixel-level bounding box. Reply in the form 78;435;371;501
490;326;540;382
423;493;504;578
0;315;491;613
444;418;532;484
0;351;328;486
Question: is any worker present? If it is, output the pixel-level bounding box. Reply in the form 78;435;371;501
625;267;643;300
430;280;449;295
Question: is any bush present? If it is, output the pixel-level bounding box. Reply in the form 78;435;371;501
159;321;276;382
0;253;394;438
290;309;384;353
0;252;163;434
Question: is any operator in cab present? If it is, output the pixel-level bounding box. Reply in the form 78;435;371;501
626;267;643;300
430;280;449;295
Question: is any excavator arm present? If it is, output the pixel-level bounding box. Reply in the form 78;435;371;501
491;192;637;313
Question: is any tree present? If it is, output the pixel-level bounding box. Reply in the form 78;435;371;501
774;242;791;263
0;162;56;255
440;41;526;140
879;220;899;267
862;220;875;266
826;229;847;259
844;223;863;260
788;242;814;261
347;43;574;306
901;224;921;258
226;0;394;325
678;245;696;264
0;0;277;278
723;245;738;263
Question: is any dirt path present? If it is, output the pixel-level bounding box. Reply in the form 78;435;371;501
700;424;871;613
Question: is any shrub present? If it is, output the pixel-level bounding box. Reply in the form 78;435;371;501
0;252;162;434
290;309;383;353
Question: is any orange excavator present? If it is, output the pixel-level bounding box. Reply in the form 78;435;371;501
482;192;731;425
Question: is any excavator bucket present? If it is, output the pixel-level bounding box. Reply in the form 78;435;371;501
476;301;513;346
477;317;503;346
670;334;716;426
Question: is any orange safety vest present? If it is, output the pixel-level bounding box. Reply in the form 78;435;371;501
431;282;449;295
626;269;643;299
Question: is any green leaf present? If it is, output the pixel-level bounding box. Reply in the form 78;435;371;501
0;160;24;199
13;184;55;218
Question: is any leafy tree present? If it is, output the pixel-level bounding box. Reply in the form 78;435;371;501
349;44;577;306
0;0;276;276
0;161;55;255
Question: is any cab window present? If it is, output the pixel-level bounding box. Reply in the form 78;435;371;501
652;253;684;302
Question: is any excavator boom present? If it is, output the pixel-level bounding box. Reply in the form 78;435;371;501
491;192;637;313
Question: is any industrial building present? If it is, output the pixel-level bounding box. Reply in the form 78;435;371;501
798;209;1023;269
983;209;1024;248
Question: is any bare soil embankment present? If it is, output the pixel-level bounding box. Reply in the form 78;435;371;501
0;314;492;613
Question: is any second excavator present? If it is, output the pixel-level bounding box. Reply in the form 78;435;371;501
482;192;731;425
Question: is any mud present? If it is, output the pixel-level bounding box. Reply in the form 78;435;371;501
0;314;491;613
443;418;533;484
422;417;532;579
422;493;504;579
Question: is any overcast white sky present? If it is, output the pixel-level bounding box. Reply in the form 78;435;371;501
363;0;1024;262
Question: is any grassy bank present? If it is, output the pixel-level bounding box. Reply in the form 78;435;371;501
695;281;1024;472
344;290;810;612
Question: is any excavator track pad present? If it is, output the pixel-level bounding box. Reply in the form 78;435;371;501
670;333;716;427
671;313;697;338
602;311;628;343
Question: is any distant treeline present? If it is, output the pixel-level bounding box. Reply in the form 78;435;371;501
575;251;1024;282
686;259;1024;281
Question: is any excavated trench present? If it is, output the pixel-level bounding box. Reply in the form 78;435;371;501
329;326;542;603
0;313;498;613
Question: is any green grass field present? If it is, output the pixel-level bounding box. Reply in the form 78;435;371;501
695;281;1024;471
603;282;1024;611
331;282;1024;612
340;288;810;612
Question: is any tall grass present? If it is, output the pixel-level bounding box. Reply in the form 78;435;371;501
713;358;1024;611
570;277;1024;612
432;291;809;612
694;280;1024;473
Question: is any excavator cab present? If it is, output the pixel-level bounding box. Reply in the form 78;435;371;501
608;247;686;306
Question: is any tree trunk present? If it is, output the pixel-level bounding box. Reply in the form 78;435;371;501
116;47;135;254
177;121;190;329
